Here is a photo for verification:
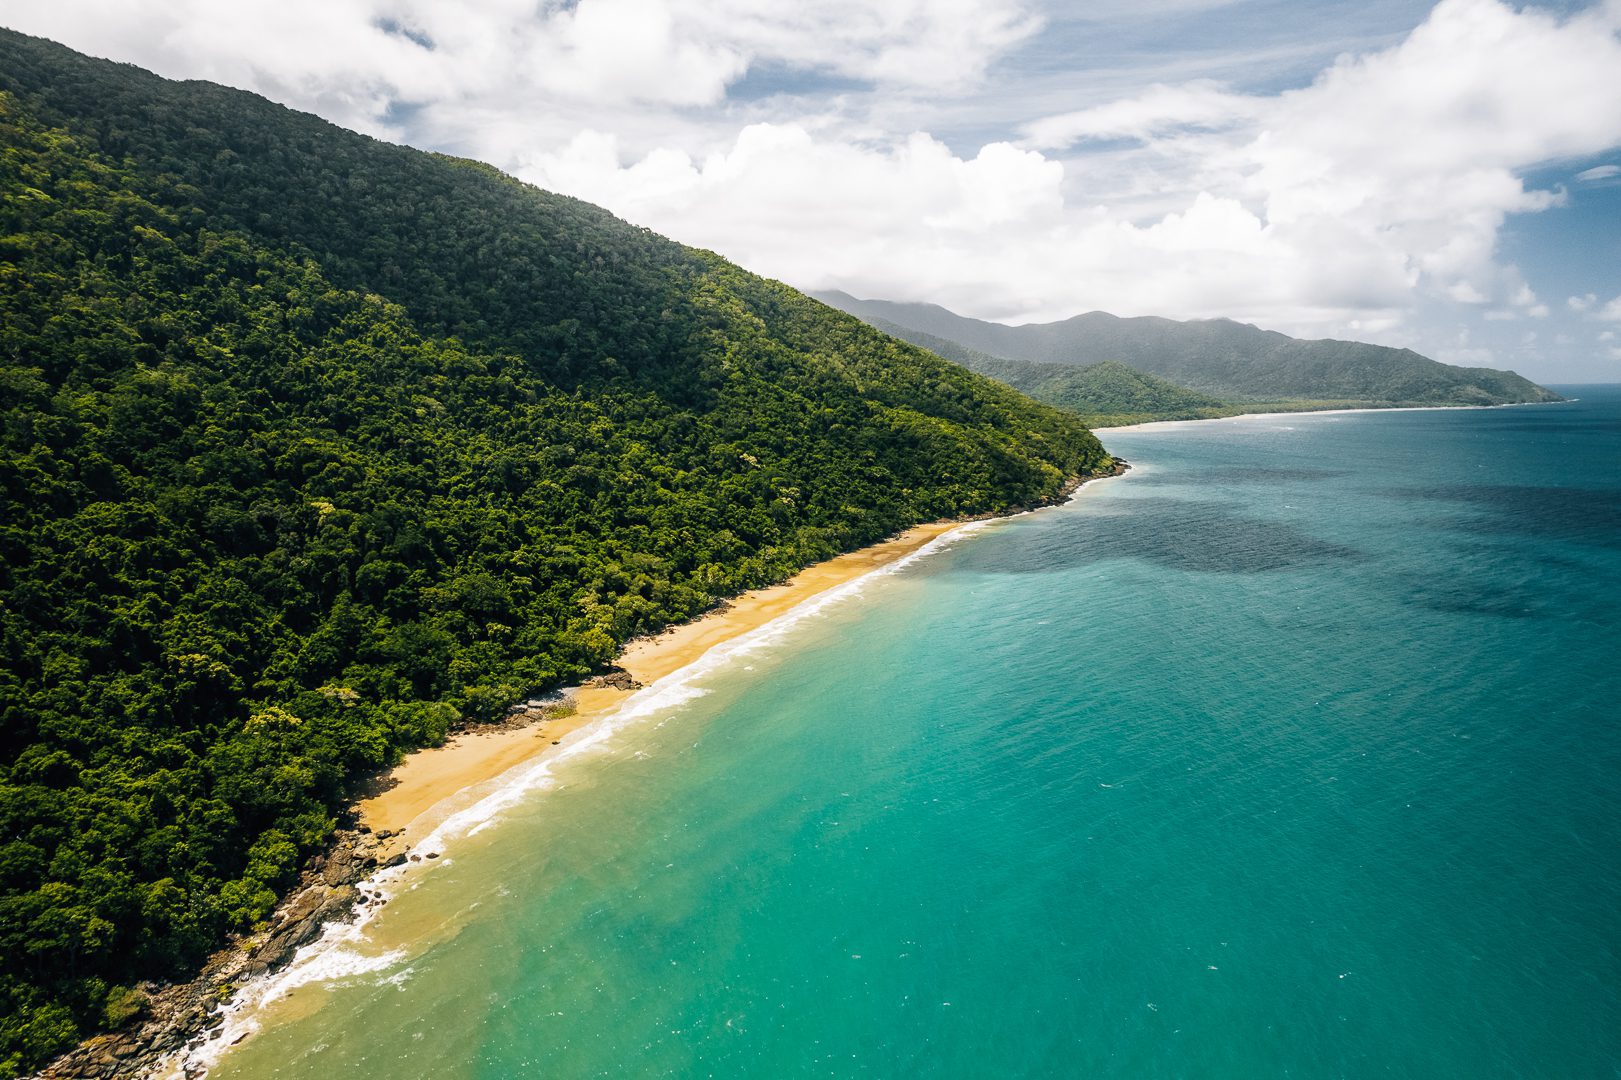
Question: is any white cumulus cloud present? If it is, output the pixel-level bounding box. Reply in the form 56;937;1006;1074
6;0;1620;373
2;0;1040;135
517;0;1621;340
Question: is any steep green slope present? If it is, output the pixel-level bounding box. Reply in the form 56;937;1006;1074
0;33;1110;1074
820;291;1564;407
866;318;1232;424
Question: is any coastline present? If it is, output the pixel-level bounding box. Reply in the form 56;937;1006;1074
352;517;968;839
43;463;1127;1080
160;390;1621;1079
352;462;1126;841
1092;397;1573;434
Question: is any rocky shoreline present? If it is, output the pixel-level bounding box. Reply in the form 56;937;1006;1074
1068;457;1129;496
34;826;391;1079
31;463;1127;1079
30;695;579;1080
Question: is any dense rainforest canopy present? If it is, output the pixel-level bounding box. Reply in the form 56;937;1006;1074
0;30;1111;1073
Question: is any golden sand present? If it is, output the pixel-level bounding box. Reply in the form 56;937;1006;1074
356;520;964;838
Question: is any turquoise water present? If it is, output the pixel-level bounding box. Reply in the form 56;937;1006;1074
214;391;1620;1078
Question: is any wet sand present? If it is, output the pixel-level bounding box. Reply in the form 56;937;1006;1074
357;520;965;839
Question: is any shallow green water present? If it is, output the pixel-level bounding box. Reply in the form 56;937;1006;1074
213;390;1621;1078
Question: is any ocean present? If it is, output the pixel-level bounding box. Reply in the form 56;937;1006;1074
208;388;1620;1079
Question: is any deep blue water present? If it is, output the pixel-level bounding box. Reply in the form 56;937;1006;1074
216;389;1621;1079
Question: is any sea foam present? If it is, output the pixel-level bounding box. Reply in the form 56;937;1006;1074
163;517;991;1077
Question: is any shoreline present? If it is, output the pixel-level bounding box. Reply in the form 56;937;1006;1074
352;460;1126;842
1092;397;1573;434
43;464;1126;1080
352;517;969;839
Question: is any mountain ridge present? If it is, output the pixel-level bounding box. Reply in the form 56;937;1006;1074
816;290;1563;408
863;317;1235;425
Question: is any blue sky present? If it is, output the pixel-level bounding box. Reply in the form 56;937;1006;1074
7;0;1621;382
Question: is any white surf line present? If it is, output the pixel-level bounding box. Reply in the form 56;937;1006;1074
163;480;1131;1076
157;515;1016;1078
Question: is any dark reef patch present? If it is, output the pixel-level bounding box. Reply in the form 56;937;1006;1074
1485;416;1621;436
958;498;1365;575
1131;464;1350;487
1394;573;1544;619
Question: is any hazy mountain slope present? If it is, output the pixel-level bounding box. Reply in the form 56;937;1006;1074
866;317;1231;423
819;291;1563;407
0;31;1111;1074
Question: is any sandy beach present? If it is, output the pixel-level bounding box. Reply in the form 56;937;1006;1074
357;519;966;840
117;481;1124;1080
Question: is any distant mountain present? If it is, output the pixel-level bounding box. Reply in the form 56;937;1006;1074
865;318;1231;424
818;292;1563;408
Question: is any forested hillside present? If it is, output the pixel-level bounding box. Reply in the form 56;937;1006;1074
819;291;1563;408
865;318;1234;425
0;31;1111;1074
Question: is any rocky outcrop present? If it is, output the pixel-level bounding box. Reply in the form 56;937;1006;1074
583;668;641;691
1000;458;1130;516
33;829;392;1079
501;691;580;725
37;687;584;1078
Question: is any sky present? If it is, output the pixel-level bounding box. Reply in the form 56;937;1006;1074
6;0;1621;382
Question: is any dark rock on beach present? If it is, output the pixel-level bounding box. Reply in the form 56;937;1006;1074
31;830;387;1079
583;667;642;691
